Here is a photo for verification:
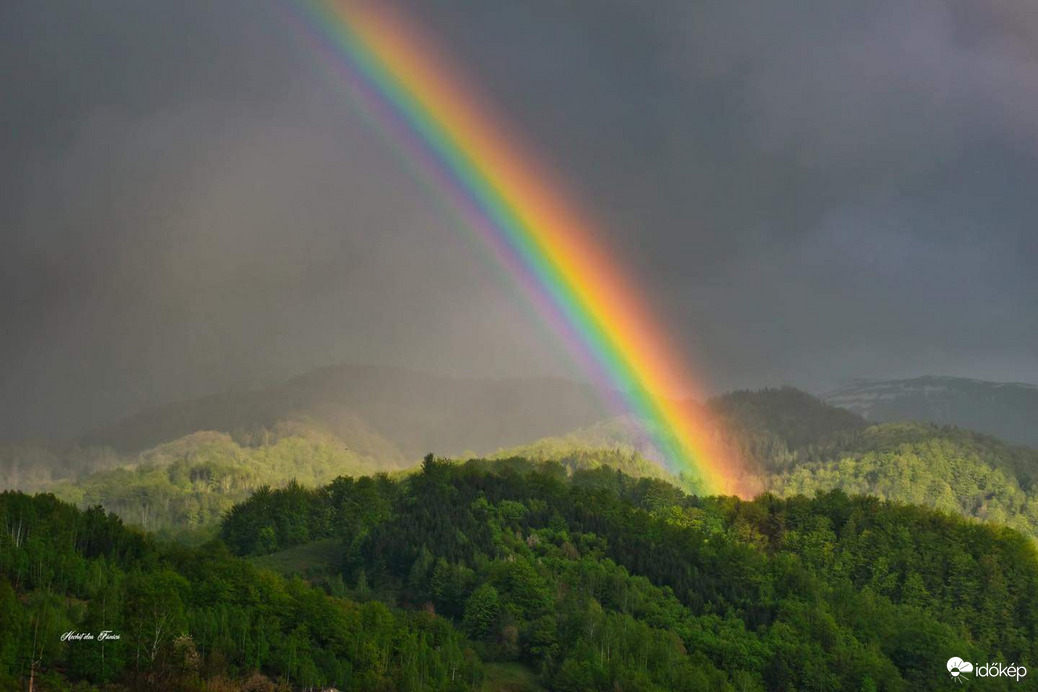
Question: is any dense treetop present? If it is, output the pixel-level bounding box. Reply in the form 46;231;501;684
3;387;1038;689
7;451;1035;690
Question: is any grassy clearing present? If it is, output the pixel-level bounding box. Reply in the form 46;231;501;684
481;662;545;692
249;537;341;577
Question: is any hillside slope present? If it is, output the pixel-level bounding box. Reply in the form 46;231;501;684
495;387;869;479
498;389;1038;540
216;458;1038;691
18;385;1038;547
48;425;387;540
768;422;1038;537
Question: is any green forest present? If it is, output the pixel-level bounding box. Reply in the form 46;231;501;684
3;388;1038;689
4;453;1038;690
8;388;1038;548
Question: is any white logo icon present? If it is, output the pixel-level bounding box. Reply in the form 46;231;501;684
948;657;973;682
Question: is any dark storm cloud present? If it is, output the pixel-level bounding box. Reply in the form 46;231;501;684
406;0;1038;385
1;0;1036;438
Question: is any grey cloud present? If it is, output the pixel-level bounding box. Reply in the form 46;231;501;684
1;0;1036;437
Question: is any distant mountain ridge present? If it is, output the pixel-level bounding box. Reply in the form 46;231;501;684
824;375;1038;447
84;364;608;462
491;388;871;487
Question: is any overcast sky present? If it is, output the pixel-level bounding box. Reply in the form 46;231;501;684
2;0;1037;439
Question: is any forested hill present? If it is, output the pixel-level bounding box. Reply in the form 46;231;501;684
13;386;1038;546
712;387;868;450
493;387;873;480
46;427;389;541
497;388;1038;542
768;423;1038;537
7;458;1037;690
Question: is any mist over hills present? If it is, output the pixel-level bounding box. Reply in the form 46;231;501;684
73;368;1038;467
84;364;608;462
6;366;1038;545
824;375;1038;447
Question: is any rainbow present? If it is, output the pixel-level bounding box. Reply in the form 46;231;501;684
294;0;751;496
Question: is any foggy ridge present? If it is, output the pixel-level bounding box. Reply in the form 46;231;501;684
825;375;1038;447
83;364;608;461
